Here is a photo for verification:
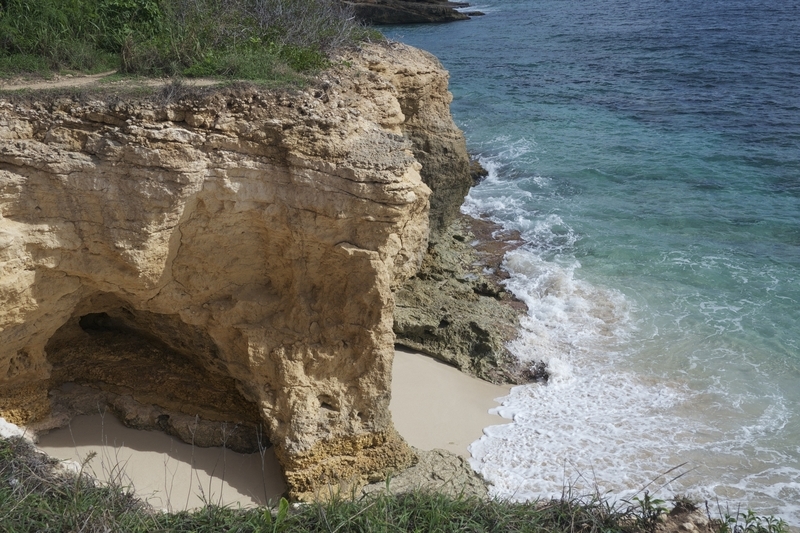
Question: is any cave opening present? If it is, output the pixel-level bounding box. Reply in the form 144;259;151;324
42;296;268;456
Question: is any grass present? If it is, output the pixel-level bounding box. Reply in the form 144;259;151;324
0;435;790;533
0;0;381;82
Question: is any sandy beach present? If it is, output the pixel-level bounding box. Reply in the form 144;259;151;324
36;412;285;510
35;349;510;510
390;348;510;457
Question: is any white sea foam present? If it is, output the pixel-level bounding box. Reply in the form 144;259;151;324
471;258;800;525
464;154;800;527
468;244;699;503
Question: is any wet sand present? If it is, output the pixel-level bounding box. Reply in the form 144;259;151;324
35;348;511;510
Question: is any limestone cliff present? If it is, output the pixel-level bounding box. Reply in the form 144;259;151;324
336;45;527;384
0;42;461;499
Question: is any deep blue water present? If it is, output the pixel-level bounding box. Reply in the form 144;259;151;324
383;0;800;525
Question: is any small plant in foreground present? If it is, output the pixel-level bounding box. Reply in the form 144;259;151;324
717;506;789;533
632;491;669;527
262;496;290;532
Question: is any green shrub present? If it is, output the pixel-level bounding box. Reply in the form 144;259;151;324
1;0;367;80
94;0;163;52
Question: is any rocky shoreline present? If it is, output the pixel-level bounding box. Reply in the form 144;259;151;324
0;39;780;533
393;213;535;384
0;40;537;499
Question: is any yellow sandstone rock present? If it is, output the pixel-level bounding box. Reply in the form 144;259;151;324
0;43;466;499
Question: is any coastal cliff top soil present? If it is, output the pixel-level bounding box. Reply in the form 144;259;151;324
0;71;221;92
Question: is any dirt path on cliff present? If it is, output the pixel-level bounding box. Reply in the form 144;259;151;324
0;71;222;92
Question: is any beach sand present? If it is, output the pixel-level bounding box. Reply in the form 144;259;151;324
36;412;286;510
390;348;510;457
35;348;510;510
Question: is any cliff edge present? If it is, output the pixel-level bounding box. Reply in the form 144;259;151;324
0;42;451;500
0;41;524;499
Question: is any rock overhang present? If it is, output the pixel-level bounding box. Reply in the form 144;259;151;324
0;42;473;499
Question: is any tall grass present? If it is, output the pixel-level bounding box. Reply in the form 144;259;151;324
0;0;127;73
1;435;790;533
0;0;372;79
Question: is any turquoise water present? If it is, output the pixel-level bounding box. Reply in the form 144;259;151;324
383;0;800;524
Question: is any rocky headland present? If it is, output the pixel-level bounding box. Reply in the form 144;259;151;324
345;0;475;25
0;41;527;499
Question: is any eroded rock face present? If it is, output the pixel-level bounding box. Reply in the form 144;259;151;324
0;42;461;499
356;44;473;235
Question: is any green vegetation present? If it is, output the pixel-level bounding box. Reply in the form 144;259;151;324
0;0;376;81
0;436;790;533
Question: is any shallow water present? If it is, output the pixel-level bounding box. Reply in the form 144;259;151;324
384;0;800;525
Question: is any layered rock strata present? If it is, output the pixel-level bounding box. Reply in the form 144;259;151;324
362;49;530;383
0;42;465;499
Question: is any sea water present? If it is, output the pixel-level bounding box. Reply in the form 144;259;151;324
382;0;800;525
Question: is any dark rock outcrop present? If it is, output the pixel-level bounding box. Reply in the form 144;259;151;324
394;215;532;384
346;0;470;25
384;52;531;384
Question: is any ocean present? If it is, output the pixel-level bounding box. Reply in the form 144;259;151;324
382;0;800;525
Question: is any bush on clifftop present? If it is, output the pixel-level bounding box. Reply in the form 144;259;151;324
0;0;372;79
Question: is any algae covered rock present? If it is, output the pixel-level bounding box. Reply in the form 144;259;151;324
394;216;532;384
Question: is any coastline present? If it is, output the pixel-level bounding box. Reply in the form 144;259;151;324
393;213;539;384
0;32;788;528
381;6;800;526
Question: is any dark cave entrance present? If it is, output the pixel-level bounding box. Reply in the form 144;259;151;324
43;296;267;454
